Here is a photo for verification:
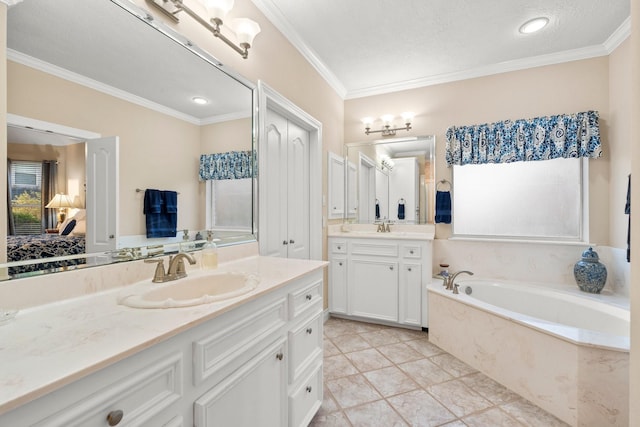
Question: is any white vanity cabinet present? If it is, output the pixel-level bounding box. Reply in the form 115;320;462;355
328;236;431;328
0;267;324;427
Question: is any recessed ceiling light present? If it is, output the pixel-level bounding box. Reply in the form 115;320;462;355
519;17;549;34
192;96;209;105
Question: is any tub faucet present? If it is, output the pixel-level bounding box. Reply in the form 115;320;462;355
446;270;474;291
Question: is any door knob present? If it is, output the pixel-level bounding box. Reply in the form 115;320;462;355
283;240;288;245
289;239;295;244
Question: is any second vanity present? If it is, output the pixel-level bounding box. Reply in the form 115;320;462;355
328;224;434;328
0;254;326;427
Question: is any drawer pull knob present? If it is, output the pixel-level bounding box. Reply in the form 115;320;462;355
306;327;313;334
338;262;343;266
106;410;124;426
306;386;313;393
276;353;284;361
408;267;412;272
306;294;312;301
389;266;394;271
337;246;341;250
409;250;414;254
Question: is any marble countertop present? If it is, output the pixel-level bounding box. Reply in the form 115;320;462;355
0;255;327;415
327;223;435;240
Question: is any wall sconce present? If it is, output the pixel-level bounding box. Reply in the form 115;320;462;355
147;0;261;59
363;112;414;136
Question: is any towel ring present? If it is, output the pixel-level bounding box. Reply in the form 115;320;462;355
436;179;451;191
136;188;180;194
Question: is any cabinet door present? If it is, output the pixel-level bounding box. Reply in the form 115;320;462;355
329;256;348;314
328;152;345;219
194;338;287;427
399;262;422;326
349;258;398;322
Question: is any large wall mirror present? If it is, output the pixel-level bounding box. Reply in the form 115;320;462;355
345;136;436;224
2;0;256;279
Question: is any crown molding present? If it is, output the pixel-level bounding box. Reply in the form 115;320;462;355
250;0;347;98
345;43;611;99
603;16;631;53
7;48;205;125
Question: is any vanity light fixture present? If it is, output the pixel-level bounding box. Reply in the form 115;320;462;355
363;112;414;137
519;17;549;34
192;96;209;105
380;156;395;171
146;0;261;59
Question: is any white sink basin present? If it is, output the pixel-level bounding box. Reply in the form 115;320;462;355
118;271;259;309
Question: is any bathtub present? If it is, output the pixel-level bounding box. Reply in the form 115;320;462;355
428;279;629;427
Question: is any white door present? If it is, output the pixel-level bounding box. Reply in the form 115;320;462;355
86;136;118;253
263;109;310;259
287;121;310;259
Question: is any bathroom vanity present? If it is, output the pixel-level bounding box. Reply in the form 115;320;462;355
0;255;326;427
328;225;434;328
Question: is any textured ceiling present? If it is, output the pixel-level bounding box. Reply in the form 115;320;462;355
253;0;631;99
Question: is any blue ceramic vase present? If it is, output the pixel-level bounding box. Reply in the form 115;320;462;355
573;247;607;294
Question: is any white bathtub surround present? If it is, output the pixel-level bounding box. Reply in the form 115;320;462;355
433;239;630;296
428;281;629;427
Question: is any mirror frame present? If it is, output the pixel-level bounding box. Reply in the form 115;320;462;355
1;0;259;279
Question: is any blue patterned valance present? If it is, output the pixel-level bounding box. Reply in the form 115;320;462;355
199;150;254;180
445;111;602;166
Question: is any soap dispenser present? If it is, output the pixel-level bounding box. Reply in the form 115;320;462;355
201;230;218;269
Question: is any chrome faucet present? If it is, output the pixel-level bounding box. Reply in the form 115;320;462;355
144;252;196;283
445;270;474;292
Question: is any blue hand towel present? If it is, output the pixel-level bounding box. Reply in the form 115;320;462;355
398;202;405;220
144;189;177;238
163;190;178;214
435;190;452;224
375;201;380;219
143;189;162;214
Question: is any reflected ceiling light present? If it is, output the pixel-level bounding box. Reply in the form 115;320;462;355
519;17;549;34
147;0;261;59
192;96;209;105
363;112;414;137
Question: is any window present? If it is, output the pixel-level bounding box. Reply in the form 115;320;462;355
452;157;586;241
9;161;44;235
205;178;253;231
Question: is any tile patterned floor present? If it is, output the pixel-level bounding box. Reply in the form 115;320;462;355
310;317;570;427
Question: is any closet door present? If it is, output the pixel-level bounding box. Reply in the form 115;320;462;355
263;109;310;259
264;110;289;258
287;121;310;259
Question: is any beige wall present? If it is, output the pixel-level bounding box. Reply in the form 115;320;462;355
345;57;611;244
609;38;632;250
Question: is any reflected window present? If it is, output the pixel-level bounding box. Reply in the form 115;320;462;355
206;179;252;232
8;161;44;235
452;158;586;241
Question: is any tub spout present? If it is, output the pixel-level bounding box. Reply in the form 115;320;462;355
446;270;474;291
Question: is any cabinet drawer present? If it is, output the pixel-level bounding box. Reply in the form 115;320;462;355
331;241;347;253
402;245;422;259
289;361;323;427
289;311;323;384
193;298;287;385
351;242;398;257
289;279;322;319
34;353;182;427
